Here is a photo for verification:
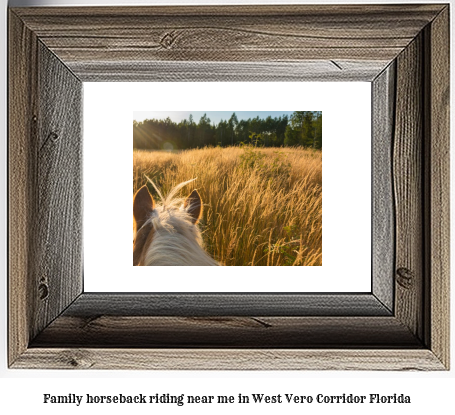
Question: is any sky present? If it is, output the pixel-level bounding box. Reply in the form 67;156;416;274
133;111;296;125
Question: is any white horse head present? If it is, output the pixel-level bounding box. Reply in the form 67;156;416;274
133;179;219;266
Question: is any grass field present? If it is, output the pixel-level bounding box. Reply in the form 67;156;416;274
133;146;322;266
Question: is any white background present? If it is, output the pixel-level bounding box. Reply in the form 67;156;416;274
1;0;454;414
84;82;371;292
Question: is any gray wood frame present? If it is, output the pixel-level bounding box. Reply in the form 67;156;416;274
8;4;449;370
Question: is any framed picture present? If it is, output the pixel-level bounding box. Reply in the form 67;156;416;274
8;4;449;370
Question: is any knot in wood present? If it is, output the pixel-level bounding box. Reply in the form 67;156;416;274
38;282;49;300
60;350;94;369
48;131;59;142
396;267;414;289
160;31;180;49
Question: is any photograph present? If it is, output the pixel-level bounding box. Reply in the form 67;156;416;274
133;111;322;267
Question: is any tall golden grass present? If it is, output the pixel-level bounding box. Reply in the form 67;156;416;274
133;146;322;266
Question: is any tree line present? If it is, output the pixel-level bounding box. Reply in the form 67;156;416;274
133;111;322;150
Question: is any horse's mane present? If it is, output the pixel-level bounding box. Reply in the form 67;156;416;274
141;178;219;266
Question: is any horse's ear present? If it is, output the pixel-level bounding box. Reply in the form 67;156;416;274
133;185;155;229
184;189;203;224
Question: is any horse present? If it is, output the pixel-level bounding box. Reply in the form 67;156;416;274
133;179;219;266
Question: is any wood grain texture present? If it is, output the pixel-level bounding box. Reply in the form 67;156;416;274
8;11;38;366
372;63;395;312
426;6;450;369
70;60;388;82
9;12;83;366
13;349;445;371
393;34;424;340
32;42;83;339
11;5;445;82
31;316;421;348
65;293;391;317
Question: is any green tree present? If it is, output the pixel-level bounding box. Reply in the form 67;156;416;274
197;113;212;147
285;111;321;147
302;112;315;147
313;112;322;149
133;112;320;150
284;125;300;146
228;112;238;146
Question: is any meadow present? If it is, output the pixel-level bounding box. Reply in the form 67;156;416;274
133;146;322;266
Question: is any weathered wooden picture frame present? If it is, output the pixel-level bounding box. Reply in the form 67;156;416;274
8;4;449;370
